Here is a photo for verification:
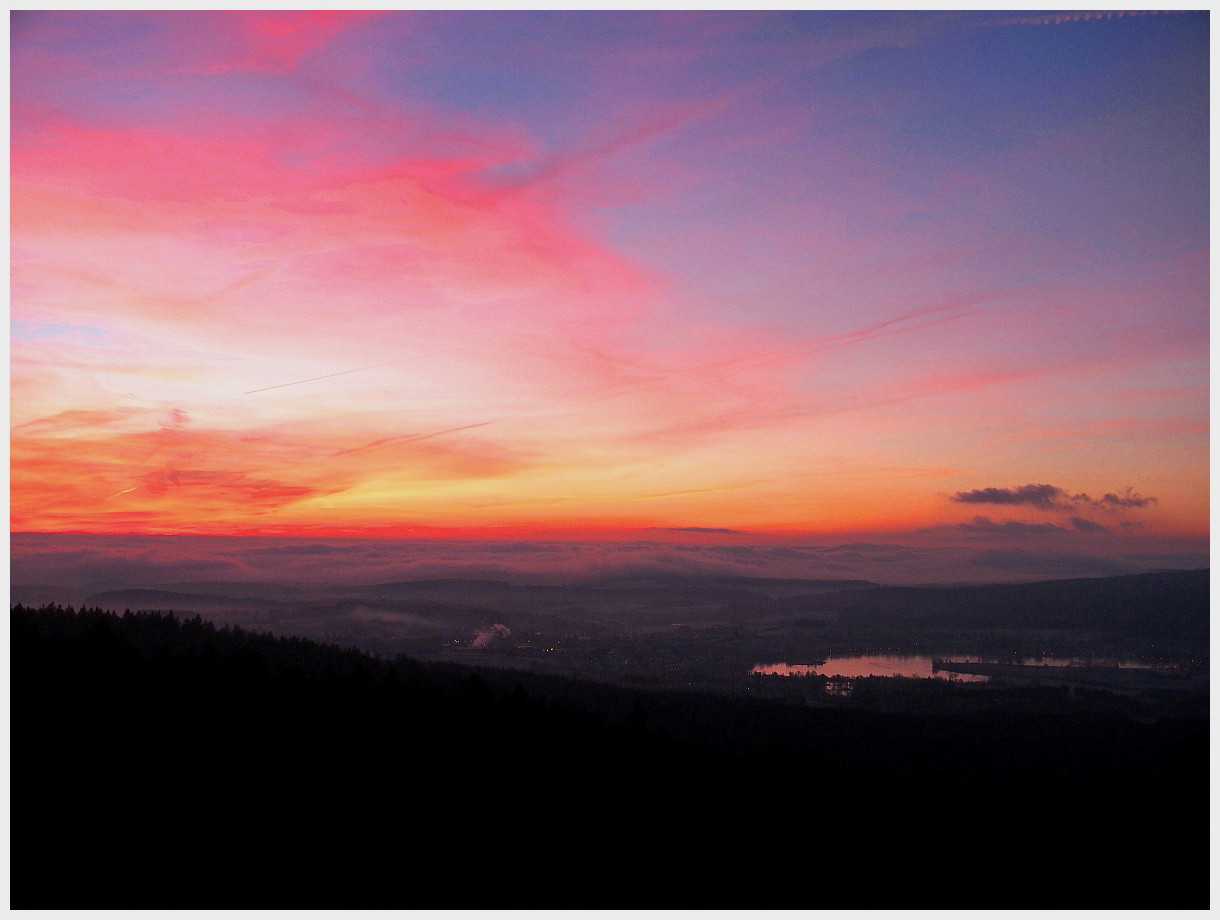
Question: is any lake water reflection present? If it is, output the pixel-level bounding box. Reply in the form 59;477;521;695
753;656;989;682
752;654;1172;681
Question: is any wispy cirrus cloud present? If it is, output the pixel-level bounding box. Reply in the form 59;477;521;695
176;11;382;75
11;405;536;532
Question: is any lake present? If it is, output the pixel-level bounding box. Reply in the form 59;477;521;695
752;656;988;682
751;654;1174;681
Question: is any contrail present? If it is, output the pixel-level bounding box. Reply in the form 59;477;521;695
330;421;496;458
565;297;983;406
991;10;1182;28
243;350;458;395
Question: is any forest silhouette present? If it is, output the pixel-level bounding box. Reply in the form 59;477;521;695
12;604;1207;907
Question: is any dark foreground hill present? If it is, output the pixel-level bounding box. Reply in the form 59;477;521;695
12;604;1208;908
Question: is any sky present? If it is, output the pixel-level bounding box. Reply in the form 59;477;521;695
9;11;1209;581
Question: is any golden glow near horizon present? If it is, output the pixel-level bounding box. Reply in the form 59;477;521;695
11;12;1208;547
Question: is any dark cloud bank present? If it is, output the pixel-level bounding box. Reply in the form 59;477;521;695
952;483;1068;510
951;483;1157;512
947;482;1157;535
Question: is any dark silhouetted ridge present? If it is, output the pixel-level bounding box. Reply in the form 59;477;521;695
12;604;1207;908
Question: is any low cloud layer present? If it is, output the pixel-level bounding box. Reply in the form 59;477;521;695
10;531;1208;606
969;549;1134;577
953;516;1065;536
646;526;744;534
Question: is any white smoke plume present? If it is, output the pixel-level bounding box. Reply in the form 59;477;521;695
471;623;511;648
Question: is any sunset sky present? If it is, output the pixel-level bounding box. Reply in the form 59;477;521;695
10;11;1209;571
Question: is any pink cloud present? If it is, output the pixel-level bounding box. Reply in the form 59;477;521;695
10;12;1207;542
193;11;380;74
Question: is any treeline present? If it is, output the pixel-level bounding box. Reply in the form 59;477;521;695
12;604;1208;908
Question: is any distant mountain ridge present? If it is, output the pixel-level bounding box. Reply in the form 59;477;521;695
801;568;1208;649
84;588;238;608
